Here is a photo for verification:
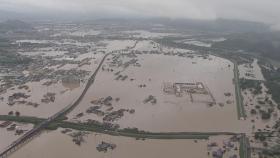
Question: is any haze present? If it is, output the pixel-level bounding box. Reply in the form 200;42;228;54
1;0;280;25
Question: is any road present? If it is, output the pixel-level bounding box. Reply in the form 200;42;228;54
233;61;246;120
240;134;251;158
51;52;112;117
0;115;238;140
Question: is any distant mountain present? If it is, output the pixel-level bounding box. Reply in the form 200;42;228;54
152;18;269;33
93;18;269;33
0;10;23;21
212;32;280;60
0;20;33;33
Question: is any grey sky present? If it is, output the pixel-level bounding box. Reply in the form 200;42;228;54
1;0;280;24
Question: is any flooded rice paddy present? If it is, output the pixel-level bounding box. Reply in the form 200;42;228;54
68;52;249;133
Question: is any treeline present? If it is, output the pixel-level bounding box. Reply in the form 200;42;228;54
0;37;32;65
260;64;280;104
212;32;280;60
239;78;262;95
0;20;33;33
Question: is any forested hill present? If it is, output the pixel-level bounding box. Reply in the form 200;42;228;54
0;20;33;34
212;32;280;60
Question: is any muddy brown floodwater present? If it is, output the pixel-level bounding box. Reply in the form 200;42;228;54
0;53;104;118
239;59;264;81
9;129;239;158
0;122;33;151
68;53;250;133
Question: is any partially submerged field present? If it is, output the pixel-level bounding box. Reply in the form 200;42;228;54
67;48;248;132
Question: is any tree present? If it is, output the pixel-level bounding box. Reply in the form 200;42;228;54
8;111;13;115
250;109;257;115
15;111;20;116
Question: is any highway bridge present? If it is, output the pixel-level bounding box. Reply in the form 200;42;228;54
0;52;112;158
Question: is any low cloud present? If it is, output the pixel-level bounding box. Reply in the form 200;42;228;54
1;0;280;24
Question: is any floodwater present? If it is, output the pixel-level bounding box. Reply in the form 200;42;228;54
19;50;68;57
0;51;104;118
0;80;84;117
51;29;101;37
10;129;239;158
242;82;280;155
0;122;33;151
68;53;250;133
68;30;101;37
123;30;175;38
133;40;159;51
183;40;211;47
239;59;264;81
175;37;226;48
243;83;279;134
132;40;193;54
101;40;136;52
0;39;138;118
2;23;277;158
15;40;52;44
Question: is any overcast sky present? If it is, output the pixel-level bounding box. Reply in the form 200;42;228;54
1;0;280;24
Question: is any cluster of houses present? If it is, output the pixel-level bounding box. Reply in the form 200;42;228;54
41;92;56;103
207;137;239;158
8;92;30;105
0;121;27;135
96;141;116;152
143;95;157;104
